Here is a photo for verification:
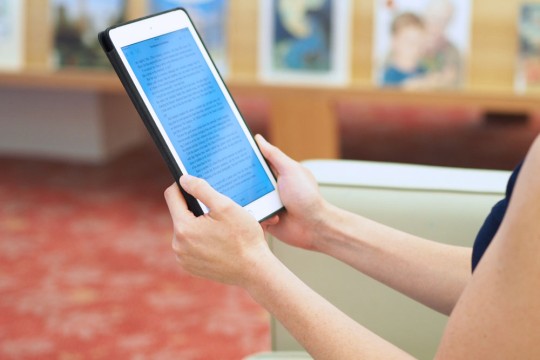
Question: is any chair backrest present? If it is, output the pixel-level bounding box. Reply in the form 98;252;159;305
270;160;510;359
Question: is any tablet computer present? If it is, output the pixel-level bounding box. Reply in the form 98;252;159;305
99;8;283;222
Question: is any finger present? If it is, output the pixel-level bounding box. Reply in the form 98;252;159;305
180;174;232;212
255;134;279;175
255;134;296;175
164;182;193;221
261;216;279;233
261;215;279;227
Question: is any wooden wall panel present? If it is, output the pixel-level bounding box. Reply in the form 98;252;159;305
469;1;520;90
24;0;51;70
351;0;374;85
228;0;258;79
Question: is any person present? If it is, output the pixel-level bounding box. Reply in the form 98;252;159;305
405;0;463;90
382;12;427;87
164;133;540;359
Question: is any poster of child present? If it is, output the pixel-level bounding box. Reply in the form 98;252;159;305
259;0;351;86
374;0;471;90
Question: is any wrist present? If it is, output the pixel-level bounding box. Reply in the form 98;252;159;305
309;199;338;252
239;244;281;290
309;199;335;252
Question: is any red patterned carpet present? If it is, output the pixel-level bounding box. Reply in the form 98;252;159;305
0;145;269;359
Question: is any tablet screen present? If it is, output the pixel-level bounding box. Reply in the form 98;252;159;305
121;28;274;207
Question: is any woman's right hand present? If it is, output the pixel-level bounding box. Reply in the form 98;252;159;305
256;134;329;251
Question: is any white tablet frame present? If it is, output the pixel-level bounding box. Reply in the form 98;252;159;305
108;9;282;221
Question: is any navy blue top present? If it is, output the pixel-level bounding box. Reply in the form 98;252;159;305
472;162;523;271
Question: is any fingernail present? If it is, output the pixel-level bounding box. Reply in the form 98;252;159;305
180;174;194;187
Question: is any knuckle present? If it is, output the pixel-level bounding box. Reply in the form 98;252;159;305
163;185;174;198
171;237;181;253
173;224;188;239
163;183;176;198
216;199;235;213
171;238;188;262
191;177;206;190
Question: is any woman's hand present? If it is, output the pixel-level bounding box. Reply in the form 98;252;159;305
256;135;328;251
164;174;272;287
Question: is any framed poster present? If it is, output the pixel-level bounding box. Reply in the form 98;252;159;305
52;0;127;69
373;0;471;90
258;0;351;86
515;3;540;93
0;0;24;70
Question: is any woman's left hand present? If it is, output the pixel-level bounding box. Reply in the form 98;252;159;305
164;174;272;286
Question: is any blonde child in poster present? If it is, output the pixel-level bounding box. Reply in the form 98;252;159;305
382;12;427;86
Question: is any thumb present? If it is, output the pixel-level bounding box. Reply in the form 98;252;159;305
180;174;232;212
255;134;296;175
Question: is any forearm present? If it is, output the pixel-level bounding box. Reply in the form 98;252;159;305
244;251;414;360
312;202;472;315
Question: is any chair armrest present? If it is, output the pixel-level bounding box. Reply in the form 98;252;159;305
303;159;509;194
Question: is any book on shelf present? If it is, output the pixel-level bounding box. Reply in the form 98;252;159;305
515;3;540;93
258;0;351;86
148;0;229;77
51;0;127;70
0;0;24;71
373;0;471;91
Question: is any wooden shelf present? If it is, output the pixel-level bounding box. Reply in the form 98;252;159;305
1;70;538;111
0;70;123;93
0;69;538;161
